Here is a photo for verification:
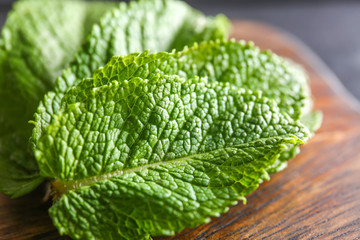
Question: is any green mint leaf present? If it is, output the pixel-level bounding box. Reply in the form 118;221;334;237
269;110;323;173
33;40;315;196
178;41;312;121
300;110;323;132
98;40;316;169
51;0;230;93
0;0;115;130
0;132;45;198
0;0;115;197
1;0;229;197
33;0;230;149
50;137;300;240
34;54;310;238
33;40;309;148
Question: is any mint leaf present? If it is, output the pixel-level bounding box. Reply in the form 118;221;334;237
33;40;309;147
0;0;115;129
35;67;310;239
0;0;230;197
300;110;323;132
0;0;116;197
0;132;44;198
33;40;315;200
177;41;312;121
33;0;230;148
272;110;322;172
50;138;300;240
53;0;230;94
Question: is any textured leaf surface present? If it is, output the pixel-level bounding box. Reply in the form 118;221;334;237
0;0;230;197
49;137;300;240
177;42;313;120
35;56;310;239
33;40;310;146
52;0;229;94
33;41;316;177
33;0;230;148
271;110;322;172
0;0;115;197
0;0;115;132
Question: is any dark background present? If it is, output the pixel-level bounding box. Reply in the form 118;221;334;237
1;0;360;100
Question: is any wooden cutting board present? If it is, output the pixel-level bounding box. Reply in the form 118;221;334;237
1;21;360;240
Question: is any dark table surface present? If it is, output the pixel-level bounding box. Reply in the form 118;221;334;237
1;0;360;101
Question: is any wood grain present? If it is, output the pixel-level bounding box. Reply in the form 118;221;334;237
1;21;360;240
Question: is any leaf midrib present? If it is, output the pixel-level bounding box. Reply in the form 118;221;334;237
51;135;298;198
52;152;200;196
